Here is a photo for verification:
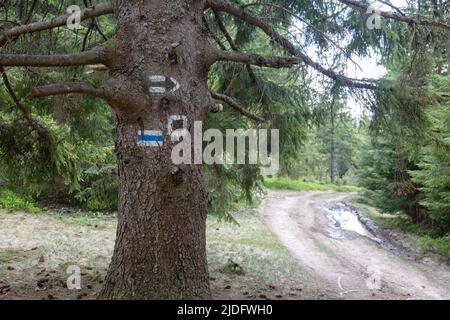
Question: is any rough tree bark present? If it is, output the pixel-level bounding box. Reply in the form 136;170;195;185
97;0;215;299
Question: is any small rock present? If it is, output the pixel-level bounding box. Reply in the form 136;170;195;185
38;255;45;263
259;294;267;299
7;266;15;271
224;285;231;290
275;295;283;298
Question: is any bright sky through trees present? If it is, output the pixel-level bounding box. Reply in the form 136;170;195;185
346;0;409;118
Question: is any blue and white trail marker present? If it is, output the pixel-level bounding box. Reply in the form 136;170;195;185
148;75;180;94
137;130;164;147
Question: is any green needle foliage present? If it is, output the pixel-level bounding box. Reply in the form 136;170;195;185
0;0;449;233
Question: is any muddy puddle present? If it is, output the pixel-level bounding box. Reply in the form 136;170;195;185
322;201;417;261
324;202;380;241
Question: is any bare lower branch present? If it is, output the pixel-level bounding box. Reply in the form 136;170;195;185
0;3;114;45
82;0;109;42
213;10;238;50
216;50;300;68
374;0;406;16
338;0;450;31
210;90;264;123
23;0;38;24
202;16;227;50
207;0;377;90
242;2;363;72
212;10;257;84
31;82;107;98
0;47;108;67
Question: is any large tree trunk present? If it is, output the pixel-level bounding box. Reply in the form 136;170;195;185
98;0;214;299
99;123;211;299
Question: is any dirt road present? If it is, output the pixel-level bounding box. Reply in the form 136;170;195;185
263;191;450;300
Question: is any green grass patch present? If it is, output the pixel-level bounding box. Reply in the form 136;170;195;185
0;190;41;214
263;177;360;193
206;208;314;295
348;195;450;260
235;237;289;256
54;207;116;226
56;211;116;227
0;248;30;264
417;235;450;258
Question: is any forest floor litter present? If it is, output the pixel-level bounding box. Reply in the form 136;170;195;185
0;191;449;300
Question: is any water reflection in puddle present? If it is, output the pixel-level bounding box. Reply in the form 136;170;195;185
325;202;377;240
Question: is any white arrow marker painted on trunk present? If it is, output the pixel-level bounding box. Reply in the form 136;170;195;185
149;75;180;94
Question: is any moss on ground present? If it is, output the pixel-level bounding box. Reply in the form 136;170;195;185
348;196;450;260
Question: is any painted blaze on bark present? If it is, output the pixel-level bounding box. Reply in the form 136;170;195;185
1;0;405;301
99;0;214;299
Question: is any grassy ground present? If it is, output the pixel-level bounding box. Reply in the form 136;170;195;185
264;177;360;193
347;196;450;260
0;206;317;300
0;190;41;214
207;209;317;299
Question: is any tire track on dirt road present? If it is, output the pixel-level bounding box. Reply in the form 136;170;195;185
262;191;450;300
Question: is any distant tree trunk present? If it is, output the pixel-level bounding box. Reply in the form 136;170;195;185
329;97;336;184
98;0;214;299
